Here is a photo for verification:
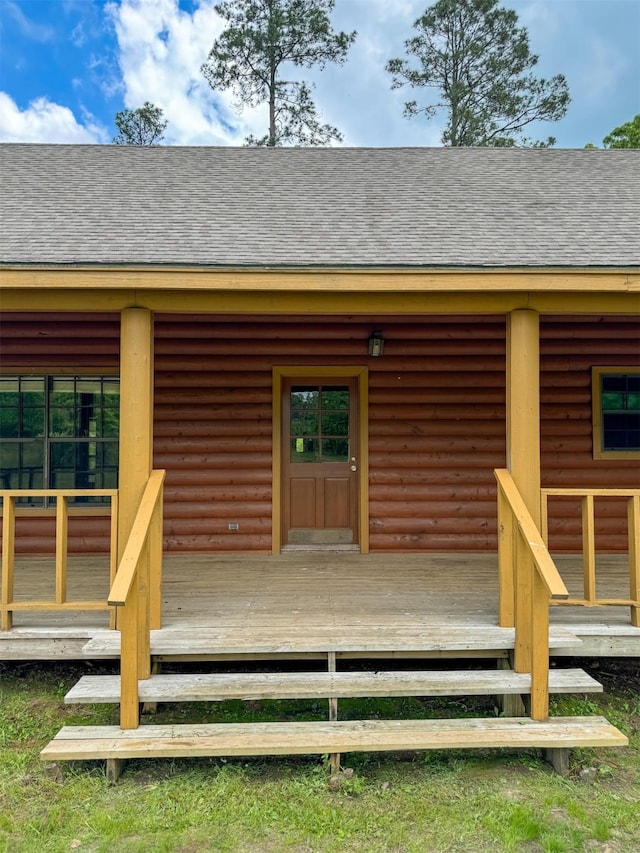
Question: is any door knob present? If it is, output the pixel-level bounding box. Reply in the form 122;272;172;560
350;464;357;472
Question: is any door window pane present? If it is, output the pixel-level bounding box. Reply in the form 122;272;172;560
321;439;349;462
289;384;351;463
290;437;319;462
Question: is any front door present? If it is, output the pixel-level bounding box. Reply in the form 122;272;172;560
282;378;359;548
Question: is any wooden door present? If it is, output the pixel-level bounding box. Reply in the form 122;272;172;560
282;379;359;547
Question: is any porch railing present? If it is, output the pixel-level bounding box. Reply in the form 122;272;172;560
541;488;640;627
1;489;119;631
495;469;569;721
108;469;165;729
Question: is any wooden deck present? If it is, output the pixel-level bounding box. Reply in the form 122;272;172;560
1;553;639;660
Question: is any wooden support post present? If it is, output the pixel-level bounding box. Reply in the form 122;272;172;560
55;496;69;605
142;660;161;715
629;495;640;628
106;758;127;784
507;310;541;675
543;748;570;776
497;656;526;717
327;651;340;774
117;308;154;703
1;496;16;631
119;584;140;730
530;570;550;721
118;307;154;568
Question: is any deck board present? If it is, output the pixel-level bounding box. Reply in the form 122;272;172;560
3;553;639;659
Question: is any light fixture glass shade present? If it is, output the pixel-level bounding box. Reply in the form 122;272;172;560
368;332;384;357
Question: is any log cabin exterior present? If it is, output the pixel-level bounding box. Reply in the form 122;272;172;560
0;144;639;772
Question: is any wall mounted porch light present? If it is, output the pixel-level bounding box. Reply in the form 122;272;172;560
368;331;384;357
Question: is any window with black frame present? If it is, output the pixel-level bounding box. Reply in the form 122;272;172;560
592;368;640;460
0;375;119;505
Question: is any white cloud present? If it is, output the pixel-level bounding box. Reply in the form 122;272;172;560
106;0;252;145
0;93;108;143
1;0;55;42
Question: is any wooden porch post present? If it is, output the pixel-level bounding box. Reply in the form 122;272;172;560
118;307;154;560
118;308;154;727
506;309;541;674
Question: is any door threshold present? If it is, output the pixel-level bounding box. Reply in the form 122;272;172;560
281;545;360;552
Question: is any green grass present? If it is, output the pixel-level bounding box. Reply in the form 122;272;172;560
1;660;639;852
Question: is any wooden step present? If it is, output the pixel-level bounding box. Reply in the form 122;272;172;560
41;716;628;763
82;625;582;657
65;667;602;705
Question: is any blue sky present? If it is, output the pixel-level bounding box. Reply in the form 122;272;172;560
0;0;639;146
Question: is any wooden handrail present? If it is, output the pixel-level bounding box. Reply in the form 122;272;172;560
495;469;568;721
1;489;118;631
109;470;165;606
496;471;569;600
108;469;165;730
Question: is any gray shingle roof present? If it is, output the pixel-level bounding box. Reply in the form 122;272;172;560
1;144;638;269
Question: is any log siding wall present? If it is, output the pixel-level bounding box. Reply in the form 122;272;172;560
1;312;638;554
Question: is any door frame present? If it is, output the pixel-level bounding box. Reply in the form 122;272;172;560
272;366;369;554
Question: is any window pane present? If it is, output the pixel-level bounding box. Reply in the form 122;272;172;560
22;440;44;467
51;441;75;470
0;442;19;487
103;442;119;466
49;378;75;405
0;409;19;438
627;393;640;411
601;392;624;411
290;437;319;462
321;411;349;437
291;389;318;409
50;407;76;436
601;375;626;393
21;407;45;437
76;379;102;395
322;439;349;462
321;387;349;409
291;411;318;437
102;408;119;437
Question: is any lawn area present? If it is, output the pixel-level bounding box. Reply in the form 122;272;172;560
0;659;638;853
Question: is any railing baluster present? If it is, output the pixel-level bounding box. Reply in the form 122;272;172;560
1;496;16;631
581;495;596;605
497;484;515;627
149;480;163;630
55;496;69;605
109;493;119;630
629;495;640;628
513;532;533;674
540;491;549;546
